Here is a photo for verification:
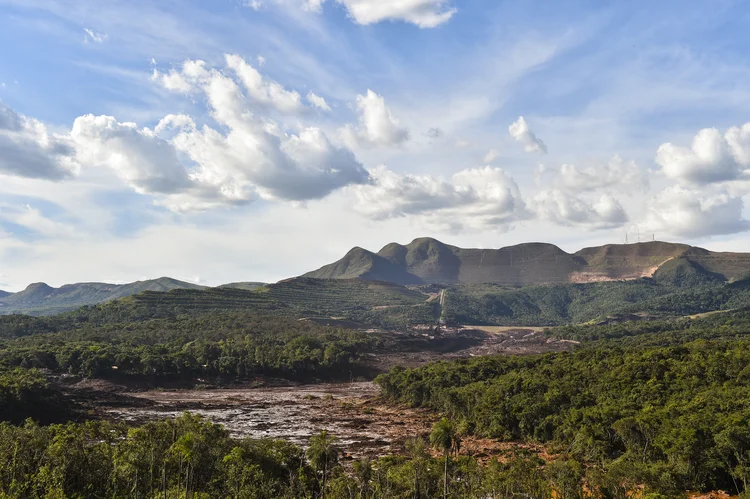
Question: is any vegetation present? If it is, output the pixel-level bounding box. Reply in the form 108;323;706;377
5;268;750;495
0;313;379;383
376;334;750;494
0;277;436;329
441;278;750;326
0;411;728;499
0;368;74;424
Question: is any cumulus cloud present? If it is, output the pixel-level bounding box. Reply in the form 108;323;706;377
341;89;409;148
224;54;304;114
146;56;370;209
307;92;331;111
542;155;648;193
153;56;306;115
656;124;750;185
353;165;528;230
334;0;456;28
533;190;628;229
0;101;79;180
71;114;195;195
641;185;749;238
509;116;547;154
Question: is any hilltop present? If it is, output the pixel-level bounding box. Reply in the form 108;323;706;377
304;237;750;285
0;277;205;315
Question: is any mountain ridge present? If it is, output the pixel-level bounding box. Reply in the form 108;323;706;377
0;277;206;315
304;238;750;286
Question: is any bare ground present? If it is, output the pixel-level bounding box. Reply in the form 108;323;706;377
67;327;570;460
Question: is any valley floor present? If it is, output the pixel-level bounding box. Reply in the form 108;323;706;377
57;327;568;460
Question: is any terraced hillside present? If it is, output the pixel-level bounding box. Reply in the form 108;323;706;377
306;237;750;285
10;277;436;329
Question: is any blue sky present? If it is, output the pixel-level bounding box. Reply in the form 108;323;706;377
2;0;750;290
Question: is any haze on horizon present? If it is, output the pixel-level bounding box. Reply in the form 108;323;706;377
1;0;750;291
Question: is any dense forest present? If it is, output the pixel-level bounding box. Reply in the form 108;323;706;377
442;277;750;326
0;313;379;383
376;334;750;494
0;412;703;499
2;283;750;495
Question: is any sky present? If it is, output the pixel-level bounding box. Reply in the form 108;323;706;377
2;0;750;291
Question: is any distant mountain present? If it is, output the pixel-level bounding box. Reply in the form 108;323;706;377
0;277;205;316
304;238;750;286
0;290;11;299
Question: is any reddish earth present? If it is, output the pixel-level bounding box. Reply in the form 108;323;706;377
103;382;431;459
71;328;569;460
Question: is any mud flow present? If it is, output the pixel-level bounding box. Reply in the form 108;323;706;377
106;382;435;459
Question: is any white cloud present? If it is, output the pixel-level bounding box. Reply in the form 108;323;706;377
334;0;457;28
71;114;195;196
307;91;331;111
225;54;304;114
83;28;108;44
641;185;749;238
544;155;648;193
340;89;409;148
0;101;80;180
483;148;500;163
151;67;194;93
656;124;750;185
533;190;628;229
153;56;306;115
509;116;547;154
353;165;528;230
0;56;368;213
147;56;369;208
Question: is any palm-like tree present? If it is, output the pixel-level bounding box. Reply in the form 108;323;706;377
430;418;460;499
307;431;340;499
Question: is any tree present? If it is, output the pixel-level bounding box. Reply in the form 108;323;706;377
430;418;460;499
307;431;340;499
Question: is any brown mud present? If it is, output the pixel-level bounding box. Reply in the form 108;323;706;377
64;327;569;460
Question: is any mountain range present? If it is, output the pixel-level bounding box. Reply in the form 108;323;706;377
4;237;750;316
0;277;209;316
304;237;750;285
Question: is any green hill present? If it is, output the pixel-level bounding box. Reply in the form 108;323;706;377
0;277;435;334
652;256;725;287
305;238;750;286
0;277;205;316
